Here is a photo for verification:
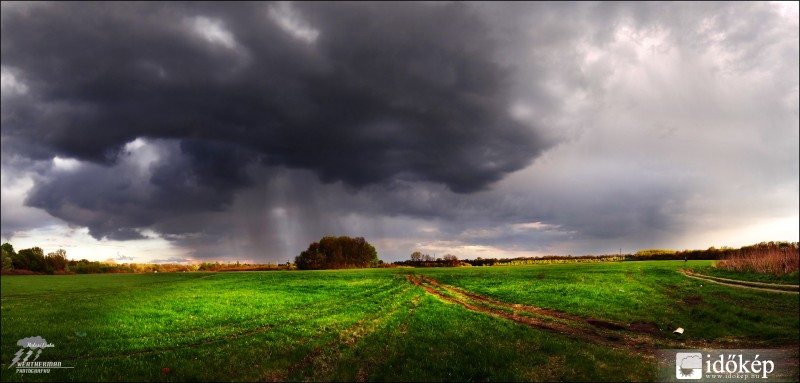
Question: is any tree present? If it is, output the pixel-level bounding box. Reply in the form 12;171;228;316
443;254;459;267
295;236;378;270
1;243;14;272
45;249;69;272
1;243;15;256
410;251;422;263
14;247;46;272
296;242;325;270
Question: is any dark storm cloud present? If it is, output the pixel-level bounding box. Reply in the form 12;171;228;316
2;2;797;261
2;1;545;195
21;138;259;240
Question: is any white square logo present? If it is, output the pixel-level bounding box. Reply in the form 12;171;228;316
676;352;703;379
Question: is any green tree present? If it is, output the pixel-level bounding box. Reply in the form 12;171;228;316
14;247;46;272
1;243;15;272
295;236;378;270
1;243;15;255
296;241;325;270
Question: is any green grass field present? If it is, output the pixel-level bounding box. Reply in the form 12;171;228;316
1;261;798;382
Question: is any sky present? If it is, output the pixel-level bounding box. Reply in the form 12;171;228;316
1;2;798;264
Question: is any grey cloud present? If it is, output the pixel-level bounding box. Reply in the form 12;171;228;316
22;139;260;240
2;2;797;262
2;1;545;194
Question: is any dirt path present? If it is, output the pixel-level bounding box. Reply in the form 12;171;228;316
404;274;750;356
683;271;799;288
681;271;799;294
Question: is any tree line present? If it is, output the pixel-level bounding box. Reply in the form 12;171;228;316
392;242;798;268
393;252;463;267
393;253;624;267
624;242;798;261
1;242;296;274
5;240;793;274
467;255;625;266
2;243;70;274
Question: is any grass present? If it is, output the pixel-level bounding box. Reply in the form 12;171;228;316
686;263;800;285
1;262;797;382
408;261;800;344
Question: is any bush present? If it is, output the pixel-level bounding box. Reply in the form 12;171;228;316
716;242;799;276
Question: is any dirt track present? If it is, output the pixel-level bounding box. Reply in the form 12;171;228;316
404;274;753;355
681;270;799;294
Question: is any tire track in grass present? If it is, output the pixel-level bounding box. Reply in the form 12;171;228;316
404;274;652;354
271;286;416;382
684;270;799;287
404;274;771;355
681;270;799;294
106;279;400;346
60;281;410;361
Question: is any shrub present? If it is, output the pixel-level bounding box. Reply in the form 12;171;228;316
716;242;799;276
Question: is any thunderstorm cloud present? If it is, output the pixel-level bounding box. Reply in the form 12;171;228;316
1;2;797;262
